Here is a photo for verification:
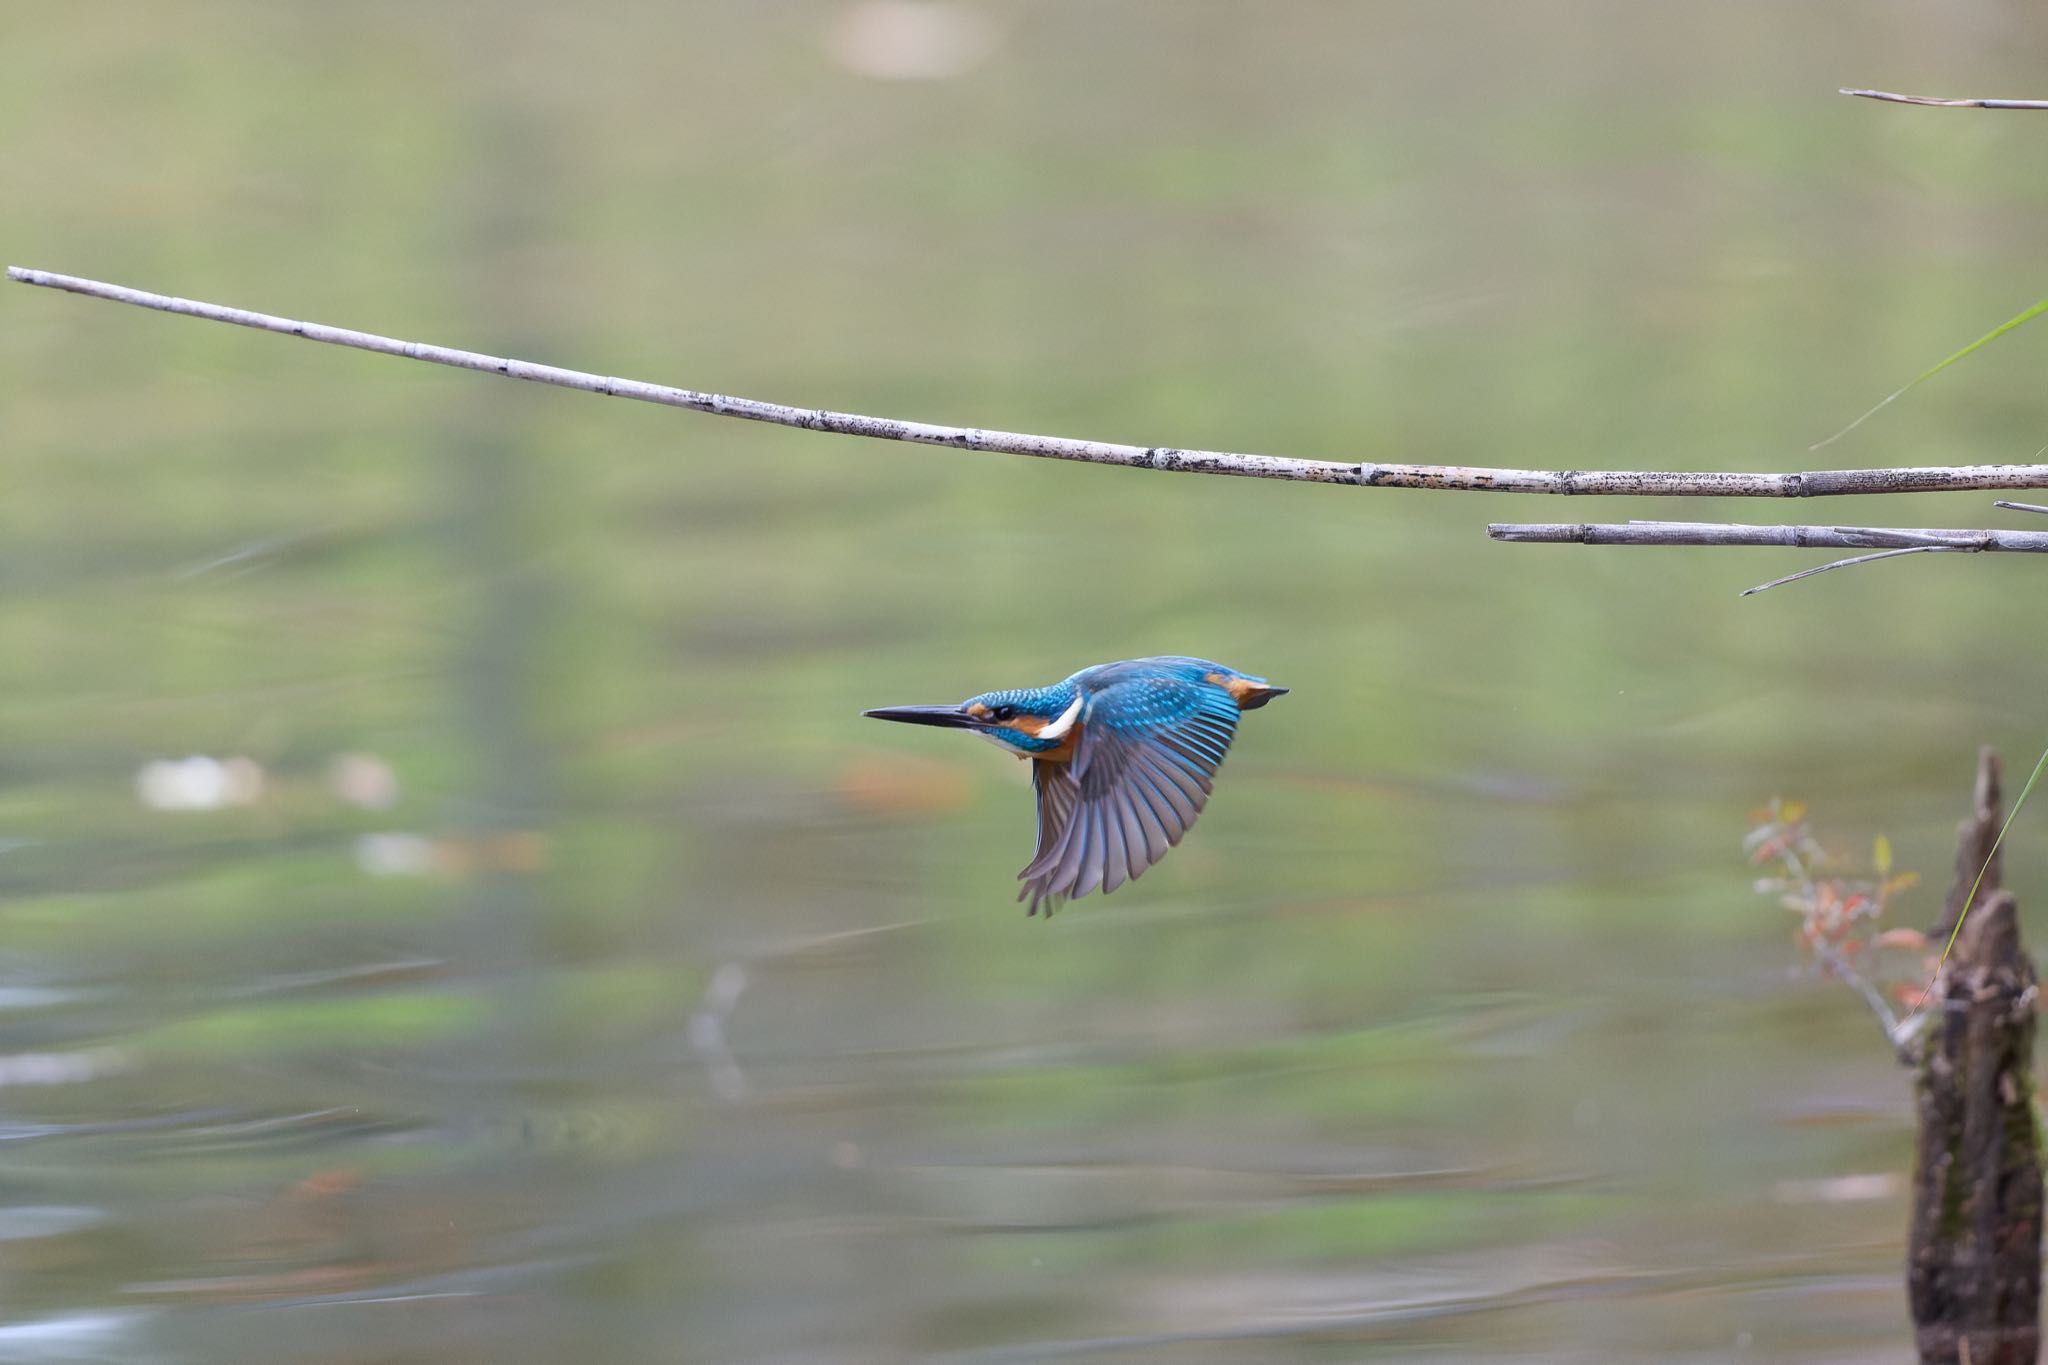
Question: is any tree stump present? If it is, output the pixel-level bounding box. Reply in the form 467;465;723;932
1907;749;2041;1365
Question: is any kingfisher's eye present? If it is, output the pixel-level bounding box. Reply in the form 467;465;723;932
990;705;1018;723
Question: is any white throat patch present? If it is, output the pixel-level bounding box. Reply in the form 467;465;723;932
1039;692;1084;740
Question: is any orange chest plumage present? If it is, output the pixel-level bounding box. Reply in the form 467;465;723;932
994;710;1081;764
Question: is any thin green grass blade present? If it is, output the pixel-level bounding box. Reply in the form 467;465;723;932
1811;294;2048;451
1909;740;2048;1025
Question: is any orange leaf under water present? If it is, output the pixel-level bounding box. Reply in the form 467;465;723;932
838;753;975;816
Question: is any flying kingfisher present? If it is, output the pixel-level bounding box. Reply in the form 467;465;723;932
863;657;1288;914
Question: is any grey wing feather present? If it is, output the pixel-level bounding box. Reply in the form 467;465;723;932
1017;678;1240;914
1020;760;1081;916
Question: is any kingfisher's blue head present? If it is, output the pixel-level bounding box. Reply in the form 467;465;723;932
863;682;1084;756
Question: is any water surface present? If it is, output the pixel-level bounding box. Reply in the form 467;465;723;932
8;3;2048;1360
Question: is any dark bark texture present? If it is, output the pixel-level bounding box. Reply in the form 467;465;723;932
1908;750;2041;1365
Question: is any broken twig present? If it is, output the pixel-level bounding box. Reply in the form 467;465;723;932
1844;88;2048;110
1488;520;2048;593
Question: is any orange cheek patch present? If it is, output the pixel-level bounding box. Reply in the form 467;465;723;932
978;708;1079;760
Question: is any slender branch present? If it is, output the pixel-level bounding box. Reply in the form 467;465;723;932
1996;501;2048;516
1489;520;2048;594
1486;522;2048;551
1843;87;2048;110
13;266;2048;499
1809;938;1919;1067
1740;545;1954;597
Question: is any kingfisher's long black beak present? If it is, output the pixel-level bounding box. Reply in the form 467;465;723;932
1238;684;1289;711
862;704;987;730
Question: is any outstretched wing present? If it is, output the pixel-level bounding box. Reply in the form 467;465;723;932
1017;675;1240;914
1020;760;1081;916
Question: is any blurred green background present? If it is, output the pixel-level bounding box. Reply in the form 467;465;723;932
7;2;2048;1361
